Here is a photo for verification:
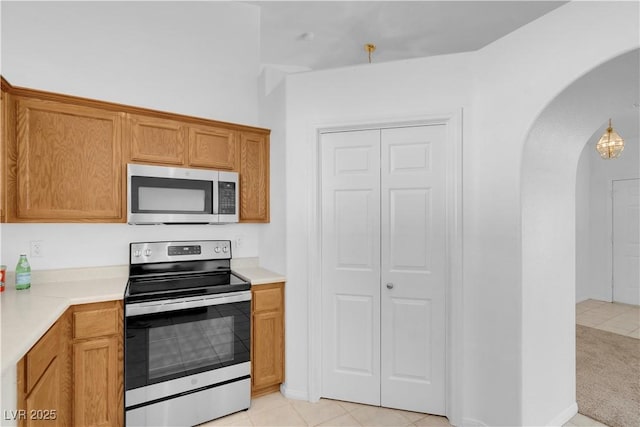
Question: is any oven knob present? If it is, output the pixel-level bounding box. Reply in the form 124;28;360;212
144;249;152;257
134;250;141;258
214;246;221;253
222;246;229;253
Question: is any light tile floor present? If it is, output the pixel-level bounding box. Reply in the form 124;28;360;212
198;393;454;427
200;299;638;427
198;392;606;427
576;299;640;339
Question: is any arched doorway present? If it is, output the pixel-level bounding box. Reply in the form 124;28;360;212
521;49;639;423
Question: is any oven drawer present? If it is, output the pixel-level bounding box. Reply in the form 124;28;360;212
73;303;120;339
126;376;250;427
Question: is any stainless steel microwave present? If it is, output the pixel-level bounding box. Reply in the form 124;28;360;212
127;164;239;224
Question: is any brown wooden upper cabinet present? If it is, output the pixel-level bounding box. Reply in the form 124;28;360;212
188;124;238;170
1;83;7;222
10;96;123;222
127;114;238;171
240;132;270;222
0;79;270;223
127;114;186;166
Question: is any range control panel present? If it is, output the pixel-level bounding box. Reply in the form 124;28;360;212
167;245;202;256
130;240;231;264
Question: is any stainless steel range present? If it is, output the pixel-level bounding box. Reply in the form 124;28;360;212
124;240;251;427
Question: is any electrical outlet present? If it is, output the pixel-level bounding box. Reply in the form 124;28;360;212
235;236;244;249
30;240;44;258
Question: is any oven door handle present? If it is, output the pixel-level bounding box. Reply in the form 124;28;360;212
125;290;251;317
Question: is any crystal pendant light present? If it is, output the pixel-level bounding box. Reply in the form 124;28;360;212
596;119;625;159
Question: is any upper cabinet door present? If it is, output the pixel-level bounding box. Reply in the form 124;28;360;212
128;114;186;165
1;87;7;223
239;132;270;222
14;97;123;222
188;125;238;170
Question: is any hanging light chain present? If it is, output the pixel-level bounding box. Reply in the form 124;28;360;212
365;43;376;63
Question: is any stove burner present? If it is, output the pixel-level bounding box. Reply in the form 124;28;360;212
124;240;250;303
126;271;250;303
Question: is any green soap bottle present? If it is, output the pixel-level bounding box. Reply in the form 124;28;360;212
15;254;31;290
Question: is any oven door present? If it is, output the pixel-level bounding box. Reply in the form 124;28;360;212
124;291;251;410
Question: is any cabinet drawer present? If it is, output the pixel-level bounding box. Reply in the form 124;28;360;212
73;306;119;339
25;322;60;392
253;283;284;313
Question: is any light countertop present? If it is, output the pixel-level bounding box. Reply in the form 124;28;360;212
1;265;129;376
0;265;128;425
231;257;286;285
234;267;286;285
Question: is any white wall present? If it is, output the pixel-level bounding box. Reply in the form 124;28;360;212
283;2;639;426
575;145;592;303
257;68;287;275
1;1;260;125
0;223;262;271
283;52;473;417
0;1;264;271
576;127;640;303
522;49;639;426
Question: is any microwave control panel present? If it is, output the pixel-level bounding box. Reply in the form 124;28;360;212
218;182;236;214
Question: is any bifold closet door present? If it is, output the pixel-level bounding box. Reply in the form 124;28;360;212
380;126;446;414
321;129;382;405
320;125;446;414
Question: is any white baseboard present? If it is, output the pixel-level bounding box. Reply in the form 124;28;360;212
461;418;488;426
279;383;309;401
547;402;578;426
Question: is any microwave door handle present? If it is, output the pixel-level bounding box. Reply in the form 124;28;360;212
212;180;219;215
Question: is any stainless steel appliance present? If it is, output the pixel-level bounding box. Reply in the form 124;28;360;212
124;240;251;426
127;164;239;224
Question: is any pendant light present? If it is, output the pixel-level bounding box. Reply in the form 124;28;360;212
596;118;625;159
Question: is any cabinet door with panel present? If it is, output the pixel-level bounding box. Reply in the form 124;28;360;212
1;84;7;222
71;301;123;427
251;282;284;397
12;97;123;222
188;124;238;170
239;132;270;222
17;312;72;427
127;114;186;166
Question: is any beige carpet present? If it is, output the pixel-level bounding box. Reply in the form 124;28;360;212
576;325;640;427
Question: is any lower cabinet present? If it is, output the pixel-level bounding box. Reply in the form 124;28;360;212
17;300;123;427
17;314;72;427
251;282;285;397
17;289;287;423
71;301;123;427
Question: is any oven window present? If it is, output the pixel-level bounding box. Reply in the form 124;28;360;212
125;300;250;390
148;316;234;380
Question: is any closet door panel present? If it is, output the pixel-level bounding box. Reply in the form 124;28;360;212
380;125;447;415
320;130;381;406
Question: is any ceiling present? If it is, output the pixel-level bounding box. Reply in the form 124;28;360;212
252;1;568;71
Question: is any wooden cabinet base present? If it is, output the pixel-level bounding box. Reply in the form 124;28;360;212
252;383;283;398
16;300;123;427
251;282;285;397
